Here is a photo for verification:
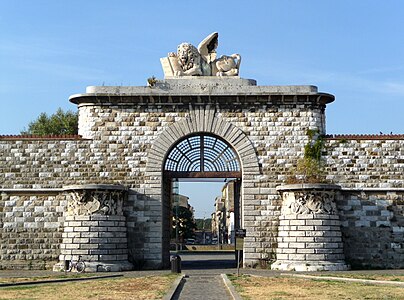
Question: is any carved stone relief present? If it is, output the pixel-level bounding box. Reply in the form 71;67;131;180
67;190;124;216
281;190;337;215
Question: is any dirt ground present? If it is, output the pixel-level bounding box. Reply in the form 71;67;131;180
230;275;404;300
0;275;177;300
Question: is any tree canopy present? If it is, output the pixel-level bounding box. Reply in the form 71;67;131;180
21;108;78;135
195;218;212;231
171;206;197;241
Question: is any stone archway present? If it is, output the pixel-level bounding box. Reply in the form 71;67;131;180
144;106;260;267
162;133;242;266
145;106;260;176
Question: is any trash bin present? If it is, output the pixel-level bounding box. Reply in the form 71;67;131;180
170;254;181;273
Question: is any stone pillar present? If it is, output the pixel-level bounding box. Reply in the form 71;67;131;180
271;184;349;271
53;185;133;272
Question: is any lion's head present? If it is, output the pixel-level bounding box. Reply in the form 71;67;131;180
177;42;200;72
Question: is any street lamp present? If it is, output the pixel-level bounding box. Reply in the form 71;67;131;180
172;180;179;252
202;213;206;244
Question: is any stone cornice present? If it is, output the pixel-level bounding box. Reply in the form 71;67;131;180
276;184;342;192
0;185;127;193
275;185;404;193
339;187;404;192
326;134;404;140
0;188;63;193
70;92;334;107
69;80;334;106
3;187;402;194
63;184;127;191
0;135;84;140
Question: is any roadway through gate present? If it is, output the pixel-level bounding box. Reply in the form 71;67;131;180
163;133;243;299
179;252;237;272
171;252;236;300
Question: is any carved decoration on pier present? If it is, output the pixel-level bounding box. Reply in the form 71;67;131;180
67;190;124;216
281;190;337;215
160;32;241;77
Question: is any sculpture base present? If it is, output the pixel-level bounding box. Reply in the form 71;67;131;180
271;260;349;272
53;260;134;272
155;77;257;91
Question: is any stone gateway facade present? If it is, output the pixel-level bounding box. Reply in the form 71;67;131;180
1;77;403;271
0;77;404;271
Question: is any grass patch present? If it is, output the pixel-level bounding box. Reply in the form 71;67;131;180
229;275;404;300
272;290;292;296
227;274;251;299
0;273;96;284
319;273;404;282
0;275;178;300
2;285;38;291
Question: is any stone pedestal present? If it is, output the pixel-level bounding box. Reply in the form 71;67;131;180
53;185;133;272
272;184;349;271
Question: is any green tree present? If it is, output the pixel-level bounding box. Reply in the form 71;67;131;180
171;206;197;241
195;218;212;231
21;108;78;135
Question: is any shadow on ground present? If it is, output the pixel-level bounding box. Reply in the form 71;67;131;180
174;251;237;270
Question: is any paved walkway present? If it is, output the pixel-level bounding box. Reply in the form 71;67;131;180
172;274;231;300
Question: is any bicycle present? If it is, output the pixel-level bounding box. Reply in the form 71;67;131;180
66;255;86;273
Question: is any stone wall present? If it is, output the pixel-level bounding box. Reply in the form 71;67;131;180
323;136;404;268
325;136;404;188
0;137;91;189
337;189;404;269
0;191;65;269
0;99;326;268
2;134;402;191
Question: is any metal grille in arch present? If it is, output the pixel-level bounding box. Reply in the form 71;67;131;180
164;135;240;172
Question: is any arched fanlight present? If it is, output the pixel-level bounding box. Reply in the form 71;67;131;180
164;135;240;172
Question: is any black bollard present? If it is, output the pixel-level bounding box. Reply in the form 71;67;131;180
170;254;181;273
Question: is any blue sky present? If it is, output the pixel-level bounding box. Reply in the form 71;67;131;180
1;1;404;217
180;182;225;219
1;1;403;135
